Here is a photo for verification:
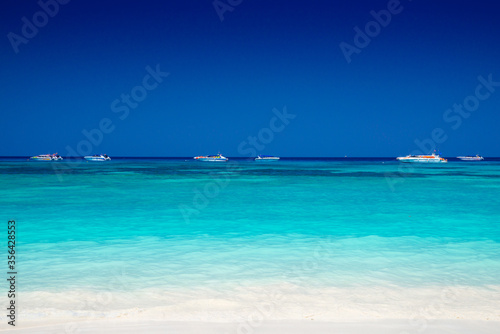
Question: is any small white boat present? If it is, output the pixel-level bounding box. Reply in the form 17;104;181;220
396;153;447;163
84;154;111;161
457;155;484;161
30;153;63;161
255;155;280;161
194;154;228;162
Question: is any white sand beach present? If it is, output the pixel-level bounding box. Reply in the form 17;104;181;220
6;284;500;333
7;319;500;334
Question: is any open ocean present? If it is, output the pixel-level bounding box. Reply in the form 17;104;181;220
1;157;500;322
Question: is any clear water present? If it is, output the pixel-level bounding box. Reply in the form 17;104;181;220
1;158;499;319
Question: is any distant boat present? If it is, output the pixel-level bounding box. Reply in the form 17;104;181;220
255;155;280;161
194;154;228;162
30;153;63;161
84;154;111;161
396;153;447;163
457;155;484;161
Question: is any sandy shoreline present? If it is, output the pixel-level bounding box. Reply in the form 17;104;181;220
6;319;500;334
17;284;500;320
6;285;499;332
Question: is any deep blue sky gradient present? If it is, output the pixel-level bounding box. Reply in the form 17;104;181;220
1;0;500;157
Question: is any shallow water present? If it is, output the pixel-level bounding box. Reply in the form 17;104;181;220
1;158;499;319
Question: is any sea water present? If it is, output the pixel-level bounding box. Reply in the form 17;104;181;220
1;158;499;321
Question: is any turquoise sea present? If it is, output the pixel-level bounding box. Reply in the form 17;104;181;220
1;158;500;321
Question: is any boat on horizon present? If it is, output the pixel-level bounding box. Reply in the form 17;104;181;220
396;152;447;163
30;153;63;161
457;155;484;161
194;154;228;162
84;154;111;161
255;155;280;161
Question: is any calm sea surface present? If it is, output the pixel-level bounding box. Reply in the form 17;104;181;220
1;158;499;319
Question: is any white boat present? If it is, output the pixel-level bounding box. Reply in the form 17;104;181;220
30;153;63;161
194;154;228;162
396;153;447;163
84;154;111;161
255;155;280;161
457;155;484;161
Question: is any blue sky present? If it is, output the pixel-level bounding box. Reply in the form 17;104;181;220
1;0;500;157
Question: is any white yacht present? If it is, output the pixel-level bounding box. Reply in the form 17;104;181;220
397;153;447;163
457;155;484;161
84;154;111;161
255;155;280;161
194;154;228;162
30;153;63;161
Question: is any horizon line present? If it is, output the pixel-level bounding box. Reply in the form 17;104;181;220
1;156;499;159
